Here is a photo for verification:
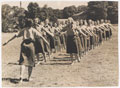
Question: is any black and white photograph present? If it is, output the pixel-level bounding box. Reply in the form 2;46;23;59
1;0;119;87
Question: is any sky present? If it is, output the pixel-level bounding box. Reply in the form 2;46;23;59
2;1;88;10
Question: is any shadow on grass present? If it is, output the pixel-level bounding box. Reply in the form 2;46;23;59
40;62;72;65
39;56;72;65
50;57;71;62
58;53;70;56
2;78;20;84
2;78;29;84
7;62;19;65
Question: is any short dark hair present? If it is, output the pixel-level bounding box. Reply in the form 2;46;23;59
25;19;33;27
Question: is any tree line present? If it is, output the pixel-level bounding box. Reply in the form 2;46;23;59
2;1;118;32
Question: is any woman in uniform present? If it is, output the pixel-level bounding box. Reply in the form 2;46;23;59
3;19;49;82
75;21;85;57
33;18;48;63
44;19;55;58
61;17;80;64
79;20;88;54
53;23;62;52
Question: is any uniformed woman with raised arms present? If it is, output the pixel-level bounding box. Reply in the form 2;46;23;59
3;19;49;82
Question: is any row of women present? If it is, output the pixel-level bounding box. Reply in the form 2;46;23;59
3;17;113;82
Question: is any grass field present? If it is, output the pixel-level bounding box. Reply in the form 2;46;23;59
2;25;118;87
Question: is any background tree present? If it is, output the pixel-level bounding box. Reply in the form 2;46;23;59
107;2;118;23
77;5;88;13
2;4;25;32
2;4;12;32
87;1;118;23
27;2;40;19
2;1;118;33
87;1;108;20
63;5;77;18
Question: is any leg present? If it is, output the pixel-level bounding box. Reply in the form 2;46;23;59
75;54;80;62
47;45;51;60
28;66;33;81
20;65;25;82
43;53;47;62
70;53;74;63
36;54;40;61
36;54;41;65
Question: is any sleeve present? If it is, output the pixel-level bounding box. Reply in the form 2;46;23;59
15;29;24;37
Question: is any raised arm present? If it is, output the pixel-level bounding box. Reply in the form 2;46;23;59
34;29;49;46
3;34;16;46
42;27;54;37
2;29;25;46
77;27;87;37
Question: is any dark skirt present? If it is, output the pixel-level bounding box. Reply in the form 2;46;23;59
43;41;50;53
98;31;102;43
19;39;35;67
106;31;109;38
79;34;84;48
43;35;50;53
102;31;105;38
55;36;61;47
90;36;94;45
60;35;64;44
34;38;45;54
109;28;112;36
47;35;55;49
66;35;78;54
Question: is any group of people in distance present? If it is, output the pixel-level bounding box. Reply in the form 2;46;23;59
3;17;114;82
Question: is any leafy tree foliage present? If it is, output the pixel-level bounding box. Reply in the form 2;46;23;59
27;2;40;18
2;4;12;32
2;1;118;32
2;4;25;32
87;1;108;20
107;2;118;23
63;5;77;18
77;5;88;12
87;1;118;23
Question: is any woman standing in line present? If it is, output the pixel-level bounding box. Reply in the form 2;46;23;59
60;17;80;64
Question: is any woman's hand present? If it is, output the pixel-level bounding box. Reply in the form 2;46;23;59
2;41;8;46
2;34;16;46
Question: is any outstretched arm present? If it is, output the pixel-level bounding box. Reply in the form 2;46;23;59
3;35;16;46
40;35;50;46
3;29;24;46
42;28;54;37
108;24;115;30
34;29;50;46
77;28;87;37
